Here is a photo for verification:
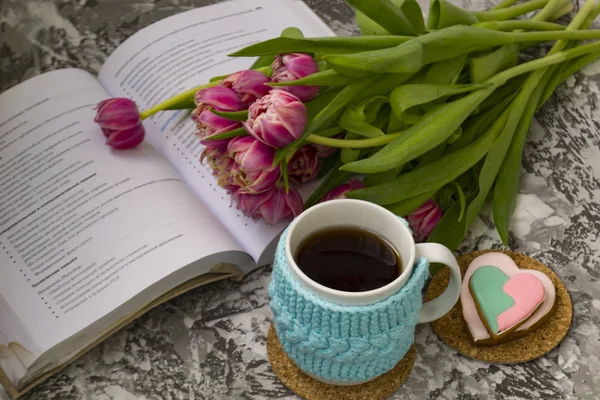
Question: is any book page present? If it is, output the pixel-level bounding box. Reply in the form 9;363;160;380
0;69;246;362
97;0;334;263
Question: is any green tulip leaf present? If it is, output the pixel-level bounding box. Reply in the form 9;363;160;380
209;66;271;83
469;44;519;83
229;36;411;57
250;27;304;69
343;85;495;174
355;10;391;35
345;105;510;205
451;180;466;221
390;83;490;119
424;55;467;85
383;190;437;216
281;160;290;193
339;96;388;138
268;70;354;87
202;126;248;141
426;192;477;254
210;109;249;121
447;126;463;144
427;0;479;30
493;70;550;244
316;150;341;180
346;0;422;36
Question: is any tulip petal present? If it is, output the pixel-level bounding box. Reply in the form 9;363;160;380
321;179;366;202
406;199;442;242
222;70;272;106
259;188;287;225
195;86;244;111
105;124;145;149
282;186;304;218
244;90;308;148
237;141;277;172
94;98;141;130
289;146;319;185
256;119;295;148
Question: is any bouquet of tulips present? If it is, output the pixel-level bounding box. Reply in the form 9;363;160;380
95;0;600;248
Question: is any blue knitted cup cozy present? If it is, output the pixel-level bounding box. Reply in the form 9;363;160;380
268;226;429;383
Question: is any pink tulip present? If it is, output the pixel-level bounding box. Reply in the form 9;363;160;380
221;70;271;106
288;146;319;185
200;146;237;193
271;53;320;101
320;180;366;202
94;98;145;149
228;136;280;194
194;86;244;111
192;109;241;149
192;86;245;148
235;185;304;225
406;200;443;243
243;90;307;148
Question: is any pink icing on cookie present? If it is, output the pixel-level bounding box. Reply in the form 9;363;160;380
461;253;556;343
496;273;545;332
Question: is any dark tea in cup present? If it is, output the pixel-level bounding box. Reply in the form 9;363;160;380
295;226;402;292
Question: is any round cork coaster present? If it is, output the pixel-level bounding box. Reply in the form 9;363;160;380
267;324;416;400
427;250;572;364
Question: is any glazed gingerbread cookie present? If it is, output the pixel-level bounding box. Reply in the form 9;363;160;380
461;252;556;346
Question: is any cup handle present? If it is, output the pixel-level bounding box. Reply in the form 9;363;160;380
414;243;462;323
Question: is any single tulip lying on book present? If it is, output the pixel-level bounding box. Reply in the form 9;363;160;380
94;0;600;247
94;98;145;149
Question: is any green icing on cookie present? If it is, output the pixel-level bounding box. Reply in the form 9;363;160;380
469;265;515;334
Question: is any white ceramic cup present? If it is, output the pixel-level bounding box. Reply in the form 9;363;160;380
285;199;462;322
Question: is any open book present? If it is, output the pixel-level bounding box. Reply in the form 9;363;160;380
0;0;333;397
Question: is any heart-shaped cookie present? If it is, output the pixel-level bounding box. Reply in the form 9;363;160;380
470;265;545;338
461;253;556;345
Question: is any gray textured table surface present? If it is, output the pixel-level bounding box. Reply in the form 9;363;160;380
1;0;599;399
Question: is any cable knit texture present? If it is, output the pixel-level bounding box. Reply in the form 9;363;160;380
268;221;429;383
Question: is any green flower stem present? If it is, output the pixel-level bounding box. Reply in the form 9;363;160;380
541;50;600;104
473;0;549;21
306;132;400;148
491;0;520;10
511;29;600;42
582;0;600;28
491;0;596;244
531;0;567;21
549;0;597;54
139;81;219;120
474;20;565;31
549;2;573;20
488;40;600;87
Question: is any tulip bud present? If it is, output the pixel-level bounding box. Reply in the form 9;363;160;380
228;136;280;194
94;98;145;149
235;185;304;225
192;86;245;148
406;200;443;243
272;53;320;101
320;179;366;202
200;146;237;193
194;86;244;111
221;70;271;106
288;146;319;185
192;109;241;149
243;90;307;148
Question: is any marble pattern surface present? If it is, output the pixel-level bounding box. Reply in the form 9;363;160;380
1;0;599;398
